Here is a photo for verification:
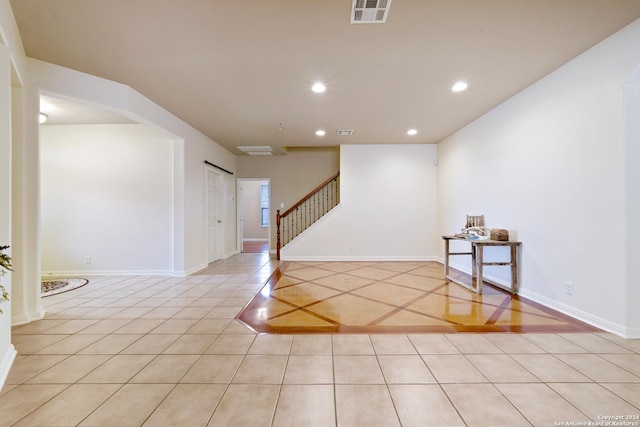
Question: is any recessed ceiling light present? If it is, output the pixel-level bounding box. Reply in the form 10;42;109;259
311;82;326;93
451;81;468;92
407;129;418;136
315;130;326;136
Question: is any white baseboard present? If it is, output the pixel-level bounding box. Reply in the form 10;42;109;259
281;255;437;262
0;344;17;391
518;288;630;338
42;269;175;277
12;307;45;327
435;260;634;338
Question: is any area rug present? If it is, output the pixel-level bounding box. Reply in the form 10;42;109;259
41;277;89;297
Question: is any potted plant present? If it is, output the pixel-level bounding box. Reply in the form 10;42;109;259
0;245;11;314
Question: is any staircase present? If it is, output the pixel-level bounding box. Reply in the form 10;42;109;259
276;171;340;259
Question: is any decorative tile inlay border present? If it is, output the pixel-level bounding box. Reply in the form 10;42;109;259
237;261;599;334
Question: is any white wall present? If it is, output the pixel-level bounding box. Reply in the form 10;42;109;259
0;0;23;389
40;124;174;275
437;19;640;337
282;144;438;260
27;59;238;276
624;68;640;337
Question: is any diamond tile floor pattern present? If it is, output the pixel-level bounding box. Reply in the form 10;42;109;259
238;261;599;334
0;253;638;426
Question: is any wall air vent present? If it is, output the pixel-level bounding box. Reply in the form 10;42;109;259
351;0;392;24
337;129;354;136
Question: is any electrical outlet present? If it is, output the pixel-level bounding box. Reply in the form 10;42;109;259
348;245;354;253
85;256;91;264
564;281;573;295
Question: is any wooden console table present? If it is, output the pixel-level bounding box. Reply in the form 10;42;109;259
442;236;521;294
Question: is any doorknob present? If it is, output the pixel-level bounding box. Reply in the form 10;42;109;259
218;220;222;223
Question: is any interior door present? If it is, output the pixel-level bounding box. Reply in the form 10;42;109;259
207;169;220;263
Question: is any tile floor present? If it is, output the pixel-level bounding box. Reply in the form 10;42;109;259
1;253;639;427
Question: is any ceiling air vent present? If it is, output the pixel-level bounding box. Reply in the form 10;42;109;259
337;129;354;136
236;145;273;156
351;0;392;24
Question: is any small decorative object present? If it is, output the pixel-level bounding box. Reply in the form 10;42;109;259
490;229;509;241
465;214;485;228
0;245;12;314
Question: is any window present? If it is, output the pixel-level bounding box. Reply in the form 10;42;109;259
261;183;269;226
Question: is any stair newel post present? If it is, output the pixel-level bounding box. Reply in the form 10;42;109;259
276;209;281;260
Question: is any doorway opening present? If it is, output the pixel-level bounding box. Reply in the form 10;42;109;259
237;179;270;254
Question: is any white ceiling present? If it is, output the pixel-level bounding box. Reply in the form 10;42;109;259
11;0;640;155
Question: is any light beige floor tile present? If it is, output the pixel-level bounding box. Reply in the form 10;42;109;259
112;318;166;334
421;354;488;383
233;355;288;384
290;334;332;355
558;333;632;353
554;354;640;382
205;334;255;354
549;383;640;421
5;355;68;385
108;306;156;319
0;384;68;426
14;384;120;427
206;306;243;318
370;335;417;354
207;384;280;427
10;334;68;355
484;333;546;353
181;355;244;383
446;334;503;354
120;334;180;354
140;305;185;318
442;383;531;427
143;384;226;427
79;383;173;427
35;334;104;354
221;319;257;334
77;334;142;354
11;319;70;335
408;334;461;354
76;318;134;335
272;385;335;427
335;384;400;427
334;355;385;384
332;335;374;355
389;384;466;427
522;334;589;353
496;383;590;426
149;318;199;334
42;319;100;335
26;355;111;384
248;334;293;355
601;383;640;408
467;354;539;383
172;306;213;319
283;355;333;384
79;355;155;383
186;318;231;334
600;353;640;377
378;355;436;384
597;333;640;353
130;354;199;383
162;334;218;354
510;354;591;382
